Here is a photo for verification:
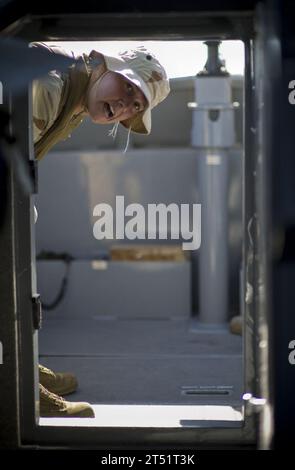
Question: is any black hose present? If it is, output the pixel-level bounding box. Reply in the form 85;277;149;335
36;251;74;311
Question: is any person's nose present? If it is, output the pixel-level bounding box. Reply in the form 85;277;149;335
118;97;134;114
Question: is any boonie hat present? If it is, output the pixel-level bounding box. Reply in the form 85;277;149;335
103;46;170;134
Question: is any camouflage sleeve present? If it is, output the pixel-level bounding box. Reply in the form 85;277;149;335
31;42;75;144
32;71;64;143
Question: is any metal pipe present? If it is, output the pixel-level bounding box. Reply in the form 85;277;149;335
190;41;235;324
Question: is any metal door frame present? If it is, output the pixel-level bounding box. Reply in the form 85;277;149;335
0;5;270;449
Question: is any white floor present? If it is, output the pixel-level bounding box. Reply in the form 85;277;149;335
40;404;243;428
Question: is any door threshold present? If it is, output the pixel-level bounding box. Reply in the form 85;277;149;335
39;404;243;428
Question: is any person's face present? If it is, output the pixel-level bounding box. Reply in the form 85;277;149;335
86;71;148;124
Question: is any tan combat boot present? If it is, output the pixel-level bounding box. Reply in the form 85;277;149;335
39;364;78;396
39;384;95;417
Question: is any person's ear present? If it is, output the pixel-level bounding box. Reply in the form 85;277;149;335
89;50;106;67
87;51;107;84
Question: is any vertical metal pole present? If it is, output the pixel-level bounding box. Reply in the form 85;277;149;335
197;148;229;324
191;41;235;324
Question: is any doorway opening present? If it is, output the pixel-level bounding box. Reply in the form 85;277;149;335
33;39;245;430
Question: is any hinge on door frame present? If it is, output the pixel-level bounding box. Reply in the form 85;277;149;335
32;294;42;330
243;392;267;415
29;160;38;194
